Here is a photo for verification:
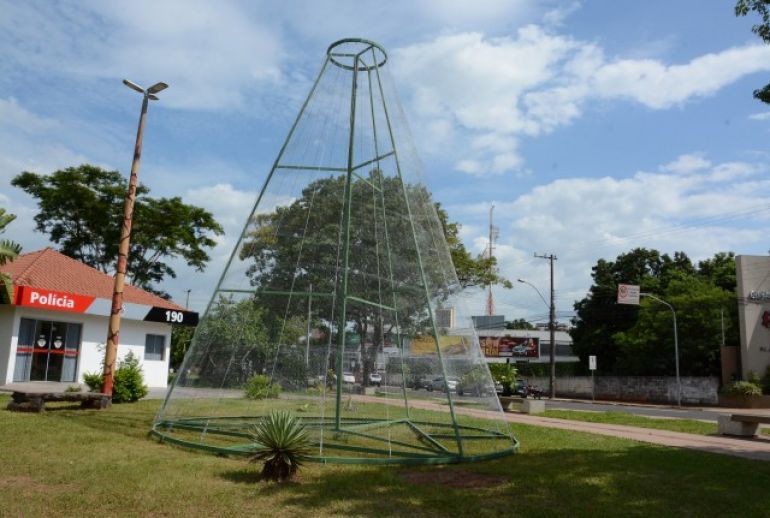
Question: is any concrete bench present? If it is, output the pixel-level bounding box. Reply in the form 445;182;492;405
717;414;770;437
498;396;546;414
6;391;111;413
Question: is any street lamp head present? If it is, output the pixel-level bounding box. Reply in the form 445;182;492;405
122;79;144;94
147;82;168;94
147;94;159;101
517;278;526;283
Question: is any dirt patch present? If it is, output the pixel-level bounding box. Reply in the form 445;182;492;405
399;469;508;489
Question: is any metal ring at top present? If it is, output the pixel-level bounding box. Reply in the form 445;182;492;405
327;38;388;72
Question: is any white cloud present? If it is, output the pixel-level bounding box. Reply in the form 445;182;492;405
447;154;770;319
749;111;770;121
0;98;60;133
660;153;712;175
394;27;770;175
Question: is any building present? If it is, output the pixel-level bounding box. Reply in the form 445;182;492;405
0;248;198;388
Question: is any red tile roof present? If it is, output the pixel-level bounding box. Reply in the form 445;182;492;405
1;248;185;310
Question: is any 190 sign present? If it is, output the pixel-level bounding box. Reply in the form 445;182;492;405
143;306;199;326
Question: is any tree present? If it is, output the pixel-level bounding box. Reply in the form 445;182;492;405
736;0;770;103
505;318;536;330
571;248;739;376
238;172;510;385
12;164;224;294
0;208;22;303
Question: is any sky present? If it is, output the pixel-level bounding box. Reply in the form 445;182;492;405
1;0;769;323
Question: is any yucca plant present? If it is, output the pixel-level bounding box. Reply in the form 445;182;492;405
248;410;311;482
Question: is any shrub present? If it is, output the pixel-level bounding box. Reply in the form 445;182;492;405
249;410;311;482
83;371;105;392
721;380;762;397
245;374;280;400
488;363;517;396
112;352;148;403
82;351;148;403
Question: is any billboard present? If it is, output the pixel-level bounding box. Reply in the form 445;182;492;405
409;335;470;356
480;336;539;359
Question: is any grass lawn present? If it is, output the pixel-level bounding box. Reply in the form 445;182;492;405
3;394;770;517
541;409;718;435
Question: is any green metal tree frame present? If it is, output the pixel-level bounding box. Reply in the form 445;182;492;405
152;39;517;465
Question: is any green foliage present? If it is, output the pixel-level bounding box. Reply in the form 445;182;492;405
505;318;536;330
248;410;311;482
11;165;223;294
170;325;194;370
245;374;280;400
0;207;21;304
83;372;105;392
488;363;517;395
721;380;762;397
65;385;82;393
83;352;147;403
571;248;739;376
112;352;148;403
736;0;770;103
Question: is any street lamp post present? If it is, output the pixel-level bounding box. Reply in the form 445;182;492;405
102;79;168;396
518;278;556;398
641;292;682;407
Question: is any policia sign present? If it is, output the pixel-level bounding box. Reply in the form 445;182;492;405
143;306;199;326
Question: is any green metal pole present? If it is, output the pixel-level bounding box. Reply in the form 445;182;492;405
335;53;360;430
372;62;465;457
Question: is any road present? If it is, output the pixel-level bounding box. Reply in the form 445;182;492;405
546;398;734;422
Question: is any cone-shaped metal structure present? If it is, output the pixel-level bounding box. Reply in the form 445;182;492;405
153;39;518;464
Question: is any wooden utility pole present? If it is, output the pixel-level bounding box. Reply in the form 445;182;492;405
103;80;167;396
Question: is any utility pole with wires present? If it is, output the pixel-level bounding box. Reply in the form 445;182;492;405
486;204;499;316
535;252;557;398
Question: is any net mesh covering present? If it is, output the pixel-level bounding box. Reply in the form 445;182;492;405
153;39;518;464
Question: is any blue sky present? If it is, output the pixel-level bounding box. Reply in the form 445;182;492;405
1;1;769;322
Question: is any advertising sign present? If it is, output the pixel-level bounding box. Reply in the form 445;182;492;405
480;336;539;359
617;284;640;305
409;335;470;356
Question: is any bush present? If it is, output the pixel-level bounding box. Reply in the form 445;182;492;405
249;410;311;482
82;351;148;403
245;374;280;400
83;372;104;392
721;380;762;397
488;363;517;396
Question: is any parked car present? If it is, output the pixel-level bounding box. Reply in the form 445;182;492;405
457;377;500;397
368;372;382;386
429;377;459;392
412;377;433;390
512;379;529;398
342;372;356;384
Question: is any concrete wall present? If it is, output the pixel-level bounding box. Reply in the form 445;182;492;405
528;376;720;405
736;255;770;380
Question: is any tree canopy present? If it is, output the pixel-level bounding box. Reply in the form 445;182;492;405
0;207;22;303
736;0;770;103
571;248;738;376
12;164;224;295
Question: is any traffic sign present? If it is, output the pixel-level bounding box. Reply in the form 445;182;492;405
617;284;640;305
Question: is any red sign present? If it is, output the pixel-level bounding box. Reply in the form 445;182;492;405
16;286;95;313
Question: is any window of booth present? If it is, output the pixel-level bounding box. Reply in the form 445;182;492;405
145;334;165;361
14;318;82;382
